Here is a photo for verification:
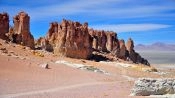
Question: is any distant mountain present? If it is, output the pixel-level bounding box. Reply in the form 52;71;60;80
135;42;175;51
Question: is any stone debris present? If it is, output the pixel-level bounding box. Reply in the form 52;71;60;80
0;47;8;53
78;66;110;75
55;60;109;75
32;50;44;57
131;78;175;96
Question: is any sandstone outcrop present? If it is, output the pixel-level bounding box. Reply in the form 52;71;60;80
126;38;150;65
44;19;92;59
0;12;150;65
0;12;9;40
118;39;127;60
6;12;34;49
89;29;119;52
89;29;107;52
88;29;149;65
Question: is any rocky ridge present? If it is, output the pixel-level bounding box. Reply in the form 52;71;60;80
1;11;149;65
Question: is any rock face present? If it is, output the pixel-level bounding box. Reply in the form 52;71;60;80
10;12;34;49
0;12;34;49
0;12;9;40
89;29;107;52
118;39;127;60
89;30;149;65
126;38;150;65
45;19;92;59
0;12;150;65
35;37;53;52
35;19;149;65
131;78;175;96
89;29;119;52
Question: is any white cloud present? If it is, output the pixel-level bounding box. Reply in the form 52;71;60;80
0;0;175;21
27;0;119;19
91;24;171;33
28;0;175;19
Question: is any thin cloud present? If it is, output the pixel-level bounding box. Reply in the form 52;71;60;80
29;0;175;20
1;0;174;21
91;24;171;33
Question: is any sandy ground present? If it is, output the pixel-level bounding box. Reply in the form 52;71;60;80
0;39;174;98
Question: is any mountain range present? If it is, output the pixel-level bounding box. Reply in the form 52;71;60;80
135;42;175;51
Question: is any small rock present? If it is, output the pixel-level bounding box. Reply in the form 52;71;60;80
81;60;86;63
3;40;8;44
0;47;6;50
39;63;49;69
20;57;26;60
25;47;31;50
0;47;8;53
9;51;14;53
7;54;11;56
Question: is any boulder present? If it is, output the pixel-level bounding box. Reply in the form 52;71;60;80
0;12;9;40
131;78;175;96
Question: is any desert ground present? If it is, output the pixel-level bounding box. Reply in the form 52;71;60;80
0;39;175;98
138;50;175;70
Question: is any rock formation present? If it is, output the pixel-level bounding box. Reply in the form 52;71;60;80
44;19;92;59
118;39;127;60
3;12;34;49
0;11;150;65
11;12;34;49
35;37;53;52
131;78;175;96
88;29;149;65
89;29;108;52
0;12;34;49
89;29;119;53
0;12;9;40
126;38;150;65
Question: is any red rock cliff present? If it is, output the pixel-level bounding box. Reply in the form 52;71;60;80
0;12;9;40
45;19;92;59
12;12;34;49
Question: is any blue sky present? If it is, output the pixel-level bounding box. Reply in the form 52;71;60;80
0;0;175;45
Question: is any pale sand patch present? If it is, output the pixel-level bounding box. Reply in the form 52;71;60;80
55;60;110;75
